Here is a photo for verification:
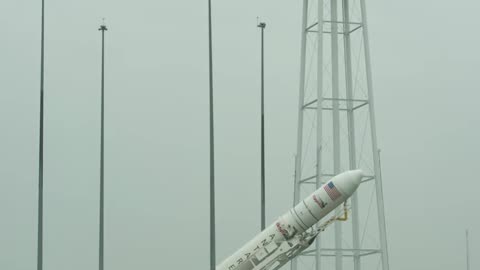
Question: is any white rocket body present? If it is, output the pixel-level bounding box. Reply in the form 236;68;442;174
216;170;363;270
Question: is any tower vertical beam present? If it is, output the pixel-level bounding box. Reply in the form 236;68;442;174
359;0;390;269
37;0;45;270
292;1;309;270
315;1;325;270
341;1;361;270
330;1;342;269
294;0;309;205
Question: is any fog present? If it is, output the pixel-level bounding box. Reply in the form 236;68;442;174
0;0;479;269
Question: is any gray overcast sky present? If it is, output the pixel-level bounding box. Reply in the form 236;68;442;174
1;0;479;270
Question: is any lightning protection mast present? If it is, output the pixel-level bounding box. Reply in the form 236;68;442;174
466;230;470;270
258;21;267;232
291;1;390;270
37;0;45;269
98;22;107;270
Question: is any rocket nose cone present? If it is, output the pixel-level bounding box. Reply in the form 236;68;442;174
333;170;364;196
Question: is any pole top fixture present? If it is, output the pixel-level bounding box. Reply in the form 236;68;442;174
257;17;266;28
99;18;108;31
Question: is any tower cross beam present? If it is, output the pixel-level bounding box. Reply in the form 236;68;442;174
307;21;362;30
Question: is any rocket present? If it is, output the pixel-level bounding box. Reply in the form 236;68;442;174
216;170;364;270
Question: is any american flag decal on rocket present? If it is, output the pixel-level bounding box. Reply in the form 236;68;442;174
324;182;341;201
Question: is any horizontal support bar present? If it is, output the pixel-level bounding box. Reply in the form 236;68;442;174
299;173;336;184
305;107;350;111
325;20;363;25
301;253;356;257
303;98;369;109
307;30;352;35
300;248;381;257
300;175;375;185
324;98;367;102
305;98;369;104
306;21;362;30
304;102;368;112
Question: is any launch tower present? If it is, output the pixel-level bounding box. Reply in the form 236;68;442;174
292;1;389;270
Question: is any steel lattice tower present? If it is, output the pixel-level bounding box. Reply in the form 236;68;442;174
291;1;389;270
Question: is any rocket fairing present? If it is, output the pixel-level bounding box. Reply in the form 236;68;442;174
216;170;364;270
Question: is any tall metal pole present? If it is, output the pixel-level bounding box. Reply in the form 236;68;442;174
466;230;470;270
257;21;266;232
98;23;107;270
208;0;216;269
37;0;45;269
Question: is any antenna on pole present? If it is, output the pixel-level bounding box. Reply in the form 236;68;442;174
98;21;107;270
257;20;266;231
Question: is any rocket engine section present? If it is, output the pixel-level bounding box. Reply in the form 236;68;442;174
216;170;363;270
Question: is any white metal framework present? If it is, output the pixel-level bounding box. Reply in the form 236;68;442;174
292;0;389;270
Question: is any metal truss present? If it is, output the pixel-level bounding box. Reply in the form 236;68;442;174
291;1;390;270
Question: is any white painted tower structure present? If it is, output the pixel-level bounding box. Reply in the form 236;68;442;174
292;1;389;270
